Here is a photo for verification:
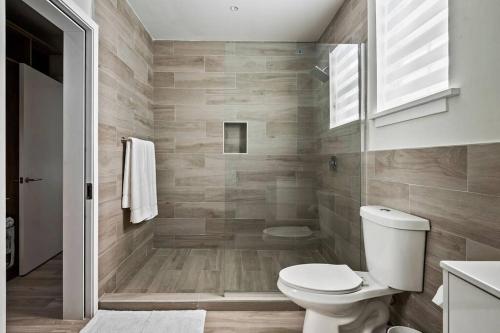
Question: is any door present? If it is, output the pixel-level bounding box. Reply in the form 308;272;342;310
19;64;63;275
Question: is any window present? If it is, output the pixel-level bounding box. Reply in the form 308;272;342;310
329;44;360;129
376;0;449;113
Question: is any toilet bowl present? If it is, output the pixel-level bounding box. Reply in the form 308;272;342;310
278;265;399;333
277;206;430;333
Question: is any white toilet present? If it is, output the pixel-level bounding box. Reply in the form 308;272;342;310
278;206;430;333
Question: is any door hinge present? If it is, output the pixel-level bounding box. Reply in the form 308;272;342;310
86;183;93;200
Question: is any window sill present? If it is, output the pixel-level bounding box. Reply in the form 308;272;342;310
369;88;461;127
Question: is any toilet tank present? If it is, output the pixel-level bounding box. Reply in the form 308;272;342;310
360;206;430;292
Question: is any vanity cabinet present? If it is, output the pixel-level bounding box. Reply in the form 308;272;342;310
441;262;500;333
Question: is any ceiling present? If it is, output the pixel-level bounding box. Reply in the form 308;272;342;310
126;0;344;42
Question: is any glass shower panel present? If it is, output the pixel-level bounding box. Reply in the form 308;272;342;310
223;43;364;294
314;43;363;271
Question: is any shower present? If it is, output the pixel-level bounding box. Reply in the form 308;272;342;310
311;65;329;82
103;41;364;307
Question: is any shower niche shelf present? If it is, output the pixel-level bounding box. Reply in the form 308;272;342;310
223;122;247;154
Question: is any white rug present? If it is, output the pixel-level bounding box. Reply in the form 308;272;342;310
80;310;206;333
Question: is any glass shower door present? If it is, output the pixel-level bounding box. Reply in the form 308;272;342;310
221;42;364;294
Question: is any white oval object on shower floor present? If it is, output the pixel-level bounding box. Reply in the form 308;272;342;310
263;226;313;238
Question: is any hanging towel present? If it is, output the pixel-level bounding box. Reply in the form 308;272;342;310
122;138;158;223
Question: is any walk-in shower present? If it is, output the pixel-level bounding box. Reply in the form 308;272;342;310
104;42;365;306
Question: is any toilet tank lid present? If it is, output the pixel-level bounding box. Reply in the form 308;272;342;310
360;206;430;231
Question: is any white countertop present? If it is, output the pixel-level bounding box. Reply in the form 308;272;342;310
441;261;500;298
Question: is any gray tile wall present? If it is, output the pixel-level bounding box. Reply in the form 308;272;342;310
95;0;155;296
319;0;368;44
152;41;321;249
367;144;500;333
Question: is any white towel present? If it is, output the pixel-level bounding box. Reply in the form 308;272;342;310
122;138;158;223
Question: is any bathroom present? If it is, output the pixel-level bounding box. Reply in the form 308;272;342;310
1;0;500;332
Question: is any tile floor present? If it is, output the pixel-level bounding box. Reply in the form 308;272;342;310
114;248;327;293
6;255;305;332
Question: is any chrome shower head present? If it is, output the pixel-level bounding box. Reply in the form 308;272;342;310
310;65;329;82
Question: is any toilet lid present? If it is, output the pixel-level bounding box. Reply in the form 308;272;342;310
279;264;363;294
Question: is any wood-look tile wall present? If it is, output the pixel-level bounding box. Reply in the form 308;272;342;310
95;0;155;296
319;0;368;44
313;0;368;269
366;143;500;333
150;35;366;262
152;41;320;249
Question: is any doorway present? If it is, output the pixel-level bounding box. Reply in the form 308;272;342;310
6;1;65;328
1;0;98;330
6;0;64;280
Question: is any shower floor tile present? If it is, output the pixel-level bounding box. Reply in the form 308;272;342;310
114;248;327;294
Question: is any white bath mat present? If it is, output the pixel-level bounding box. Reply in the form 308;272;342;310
80;310;206;333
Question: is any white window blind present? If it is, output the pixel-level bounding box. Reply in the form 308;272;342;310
329;44;360;129
376;0;449;113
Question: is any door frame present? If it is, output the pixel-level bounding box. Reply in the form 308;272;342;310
0;0;99;326
0;0;6;329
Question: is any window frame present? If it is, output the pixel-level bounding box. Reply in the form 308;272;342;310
369;0;459;127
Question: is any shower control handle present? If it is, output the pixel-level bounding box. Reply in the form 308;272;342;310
329;156;338;171
24;177;43;183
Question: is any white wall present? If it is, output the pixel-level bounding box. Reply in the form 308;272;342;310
70;0;92;16
367;0;500;151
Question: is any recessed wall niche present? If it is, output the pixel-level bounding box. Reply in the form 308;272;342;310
223;122;247;154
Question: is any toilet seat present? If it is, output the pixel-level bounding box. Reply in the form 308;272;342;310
279;264;363;295
278;271;400;306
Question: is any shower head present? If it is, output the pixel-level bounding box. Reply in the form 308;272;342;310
311;65;329;82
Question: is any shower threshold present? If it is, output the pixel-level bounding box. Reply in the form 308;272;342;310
99;292;300;311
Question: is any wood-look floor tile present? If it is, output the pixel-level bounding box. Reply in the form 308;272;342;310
204;311;304;333
7;255;88;333
115;252;165;293
114;248;325;294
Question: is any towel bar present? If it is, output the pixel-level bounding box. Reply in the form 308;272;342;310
121;137;155;143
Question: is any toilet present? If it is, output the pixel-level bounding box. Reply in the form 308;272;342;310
278;206;430;333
